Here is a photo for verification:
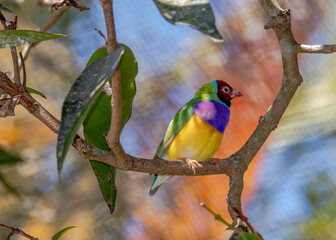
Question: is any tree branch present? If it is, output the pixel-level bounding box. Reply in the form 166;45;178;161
227;174;244;224
3;15;21;85
297;44;336;54
0;70;235;175
51;0;89;11
73;135;236;175
10;47;20;84
20;6;69;69
0;0;334;185
99;0;128;167
0;224;38;240
19;52;26;87
1;2;336;238
227;0;335;238
0;72;60;133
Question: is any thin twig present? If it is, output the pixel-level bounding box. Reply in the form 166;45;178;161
200;202;233;228
94;28;108;42
200;203;248;237
52;0;89;11
0;98;10;106
5;15;21;85
99;0;118;53
19;6;69;69
12;16;18;29
99;0;128;167
0;224;38;240
0;72;59;132
41;7;68;32
19;52;26;87
297;44;336;54
5;231;15;240
228;201;263;240
10;48;20;84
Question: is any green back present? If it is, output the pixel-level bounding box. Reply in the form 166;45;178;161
155;81;221;157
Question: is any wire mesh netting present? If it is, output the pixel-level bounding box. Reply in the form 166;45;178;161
0;0;336;239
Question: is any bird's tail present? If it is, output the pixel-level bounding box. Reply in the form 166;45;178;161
149;174;172;196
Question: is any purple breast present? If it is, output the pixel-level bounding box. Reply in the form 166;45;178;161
193;101;230;133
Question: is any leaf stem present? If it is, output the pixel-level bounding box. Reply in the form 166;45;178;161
200;202;233;228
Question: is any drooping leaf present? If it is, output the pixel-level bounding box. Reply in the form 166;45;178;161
51;226;76;240
153;0;223;41
0;148;22;165
83;48;117;213
83;44;137;213
56;47;124;177
0;4;12;12
26;87;47;99
238;233;260;240
0;30;66;48
89;160;117;213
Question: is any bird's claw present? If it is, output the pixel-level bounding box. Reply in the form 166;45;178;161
178;157;202;174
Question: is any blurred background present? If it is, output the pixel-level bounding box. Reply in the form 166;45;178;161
0;0;336;239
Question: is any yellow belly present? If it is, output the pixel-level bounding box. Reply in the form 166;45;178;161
164;114;223;161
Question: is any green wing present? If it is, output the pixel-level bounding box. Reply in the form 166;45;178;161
155;82;219;158
155;98;198;157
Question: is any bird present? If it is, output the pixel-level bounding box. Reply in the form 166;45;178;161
149;80;242;196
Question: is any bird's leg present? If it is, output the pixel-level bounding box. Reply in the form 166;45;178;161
178;157;202;174
206;158;221;169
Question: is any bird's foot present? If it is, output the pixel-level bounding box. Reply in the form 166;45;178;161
206;157;221;170
178;157;202;174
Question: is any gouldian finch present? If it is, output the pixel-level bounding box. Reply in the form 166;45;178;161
149;80;242;196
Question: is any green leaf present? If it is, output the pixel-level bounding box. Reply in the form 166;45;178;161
56;47;124;177
0;4;12;12
0;148;22;165
51;226;76;240
89;159;117;213
26;87;47;99
153;0;223;41
0;30;66;48
238;233;260;240
83;44;137;213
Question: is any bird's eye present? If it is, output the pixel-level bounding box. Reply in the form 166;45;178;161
223;87;229;93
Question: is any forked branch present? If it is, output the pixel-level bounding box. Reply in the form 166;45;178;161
0;224;38;240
